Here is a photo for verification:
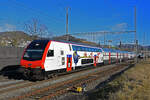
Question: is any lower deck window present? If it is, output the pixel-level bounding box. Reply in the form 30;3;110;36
62;57;65;65
81;59;93;64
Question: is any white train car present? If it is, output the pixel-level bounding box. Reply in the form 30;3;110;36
102;48;129;64
110;49;117;63
102;48;120;64
128;52;132;59
102;48;110;64
20;40;103;80
129;52;135;59
116;50;122;62
119;51;124;60
122;51;129;61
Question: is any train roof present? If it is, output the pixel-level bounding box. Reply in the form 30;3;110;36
101;48;134;53
101;48;119;53
32;40;134;53
33;39;101;49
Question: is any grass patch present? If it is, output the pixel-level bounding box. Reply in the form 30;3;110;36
87;60;150;100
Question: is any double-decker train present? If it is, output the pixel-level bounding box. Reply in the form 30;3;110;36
19;40;135;80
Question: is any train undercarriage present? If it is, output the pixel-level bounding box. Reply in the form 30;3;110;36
18;67;46;81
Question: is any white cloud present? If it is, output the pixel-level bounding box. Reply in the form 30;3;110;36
111;23;128;31
0;24;16;32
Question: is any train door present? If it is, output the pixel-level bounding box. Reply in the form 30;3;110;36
44;50;57;71
116;52;118;63
57;48;66;68
94;55;97;66
109;52;111;64
66;55;72;71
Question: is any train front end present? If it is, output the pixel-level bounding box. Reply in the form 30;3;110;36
19;40;50;80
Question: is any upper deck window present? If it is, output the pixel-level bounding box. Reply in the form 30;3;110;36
72;45;102;52
27;40;49;50
47;50;54;57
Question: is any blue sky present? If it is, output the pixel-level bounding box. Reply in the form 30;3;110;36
0;0;149;45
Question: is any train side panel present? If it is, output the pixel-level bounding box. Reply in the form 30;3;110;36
44;41;71;71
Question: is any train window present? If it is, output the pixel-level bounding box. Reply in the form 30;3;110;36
90;48;92;52
84;47;86;51
96;48;98;52
93;48;95;52
61;50;64;55
80;47;82;51
79;46;82;51
86;47;89;51
81;59;93;64
47;50;54;57
96;49;98;52
85;47;87;51
62;57;65;65
87;48;90;52
83;47;85;51
69;45;72;51
77;47;81;51
82;47;85;51
94;49;96;52
72;45;77;51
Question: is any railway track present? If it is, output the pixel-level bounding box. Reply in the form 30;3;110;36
0;62;132;100
0;64;100;93
26;64;128;100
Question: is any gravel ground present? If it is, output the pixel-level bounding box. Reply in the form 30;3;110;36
53;64;132;100
0;81;31;92
0;80;24;87
0;76;9;82
0;64;117;100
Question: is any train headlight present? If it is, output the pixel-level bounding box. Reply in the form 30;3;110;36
36;66;41;68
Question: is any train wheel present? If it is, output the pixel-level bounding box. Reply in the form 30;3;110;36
44;73;49;80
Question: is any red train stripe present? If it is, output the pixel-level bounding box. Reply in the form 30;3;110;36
109;52;111;64
41;41;51;69
20;41;51;69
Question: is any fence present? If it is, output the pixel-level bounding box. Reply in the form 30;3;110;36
0;47;24;70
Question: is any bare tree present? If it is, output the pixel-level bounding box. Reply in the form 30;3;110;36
39;24;49;39
24;18;49;39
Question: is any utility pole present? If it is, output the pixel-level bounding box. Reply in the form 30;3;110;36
66;7;70;41
134;6;138;63
119;41;122;49
146;32;149;59
143;32;146;60
104;32;106;47
98;40;101;47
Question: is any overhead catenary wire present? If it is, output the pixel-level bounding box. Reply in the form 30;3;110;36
71;30;135;35
70;30;136;47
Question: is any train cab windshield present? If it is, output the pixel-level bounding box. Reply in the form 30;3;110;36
23;40;49;61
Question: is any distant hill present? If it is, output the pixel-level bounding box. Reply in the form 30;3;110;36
0;31;34;47
0;31;149;51
0;31;30;39
0;31;98;47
